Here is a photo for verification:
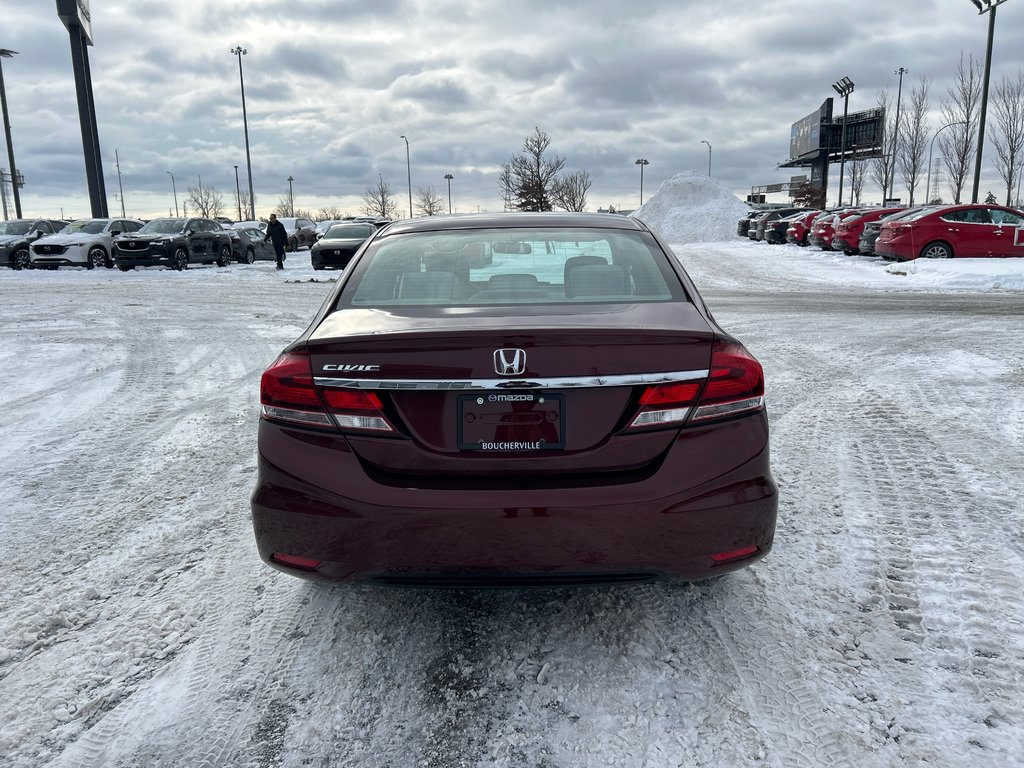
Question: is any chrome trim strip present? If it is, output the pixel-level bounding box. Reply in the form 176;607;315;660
314;369;709;391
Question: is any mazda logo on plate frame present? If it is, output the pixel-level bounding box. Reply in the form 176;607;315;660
494;348;526;376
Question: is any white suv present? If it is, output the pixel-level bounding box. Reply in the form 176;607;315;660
30;218;145;269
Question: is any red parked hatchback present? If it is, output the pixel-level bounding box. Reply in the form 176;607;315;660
831;208;903;255
251;212;778;587
875;204;1024;261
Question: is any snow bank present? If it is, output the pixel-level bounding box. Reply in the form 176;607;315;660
630;171;749;243
886;257;1024;291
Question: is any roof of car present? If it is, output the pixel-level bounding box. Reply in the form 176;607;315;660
381;211;649;236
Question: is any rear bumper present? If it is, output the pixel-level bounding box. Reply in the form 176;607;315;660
874;241;912;261
250;415;779;585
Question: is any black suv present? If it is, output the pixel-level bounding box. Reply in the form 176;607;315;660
112;217;233;271
1;218;68;269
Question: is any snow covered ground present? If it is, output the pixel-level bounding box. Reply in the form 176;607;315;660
1;240;1023;767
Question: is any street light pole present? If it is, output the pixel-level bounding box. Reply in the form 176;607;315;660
400;135;412;218
926;121;968;205
634;158;649;206
832;76;855;208
701;140;712;177
969;0;1008;203
287;175;294;217
444;173;453;214
115;149;126;217
887;67;908;204
0;49;22;219
234;165;242;220
167;171;178;217
231;46;256;220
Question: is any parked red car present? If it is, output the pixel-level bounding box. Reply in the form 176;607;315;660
251;212;778;586
785;210;823;246
875;204;1024;261
831;208;904;255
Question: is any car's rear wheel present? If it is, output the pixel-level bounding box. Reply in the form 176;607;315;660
12;247;31;270
245;247;255;264
87;246;107;270
217;244;232;267
921;241;953;259
172;246;189;271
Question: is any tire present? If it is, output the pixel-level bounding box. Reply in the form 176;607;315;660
172;246;189;271
217;244;232;267
12;246;31;270
843;249;856;256
312;262;324;271
245;247;255;265
87;246;107;270
920;241;953;259
118;264;134;271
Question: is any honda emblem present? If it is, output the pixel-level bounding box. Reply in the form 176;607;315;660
494;348;526;376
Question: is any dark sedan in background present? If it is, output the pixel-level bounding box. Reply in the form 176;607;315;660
252;212;778;586
309;222;376;270
113;217;234;271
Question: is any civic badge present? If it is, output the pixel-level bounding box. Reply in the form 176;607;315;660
494;348;526;376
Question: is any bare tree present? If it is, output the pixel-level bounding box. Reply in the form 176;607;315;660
938;53;982;204
897;77;930;206
184;182;224;219
870;89;897;199
552;170;592;212
508;127;565;211
317;205;347;220
362;176;400;219
849;159;866;205
415;186;445;216
990;70;1024;207
234;187;255;221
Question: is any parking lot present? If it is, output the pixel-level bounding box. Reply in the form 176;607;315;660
1;244;1022;767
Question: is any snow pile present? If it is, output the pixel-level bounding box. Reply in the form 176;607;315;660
631;171;749;243
885;257;1024;291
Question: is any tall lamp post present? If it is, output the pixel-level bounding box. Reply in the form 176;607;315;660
115;149;126;216
231;46;256;220
444;173;453;214
969;0;1008;203
926;121;968;205
167;171;178;217
400;135;412;218
831;76;855;208
0;49;22;218
887;67;908;204
700;140;712;177
234;165;242;220
634;158;649;206
287;175;294;217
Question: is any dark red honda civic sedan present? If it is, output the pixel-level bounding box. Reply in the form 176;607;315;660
251;212;778;587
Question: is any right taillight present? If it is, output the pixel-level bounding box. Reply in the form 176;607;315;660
689;340;765;423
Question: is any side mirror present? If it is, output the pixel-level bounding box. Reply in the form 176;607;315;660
111;230;122;237
28;230;42;240
185;229;194;236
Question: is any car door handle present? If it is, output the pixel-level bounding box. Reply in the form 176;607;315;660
948;228;959;232
993;230;1004;235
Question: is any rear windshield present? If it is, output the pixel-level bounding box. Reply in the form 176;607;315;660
337;227;683;308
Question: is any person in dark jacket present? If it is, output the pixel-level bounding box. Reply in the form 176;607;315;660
264;214;288;269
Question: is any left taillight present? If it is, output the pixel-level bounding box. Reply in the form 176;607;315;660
627;340;765;430
260;352;336;429
260;351;395;433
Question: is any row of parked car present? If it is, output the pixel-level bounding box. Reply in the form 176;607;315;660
0;214;389;272
737;203;1024;260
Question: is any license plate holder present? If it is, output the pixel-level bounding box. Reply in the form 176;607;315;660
458;392;564;451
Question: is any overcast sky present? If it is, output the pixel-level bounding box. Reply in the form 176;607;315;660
4;0;1024;220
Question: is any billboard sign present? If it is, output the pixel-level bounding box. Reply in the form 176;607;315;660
56;0;93;45
789;100;832;161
